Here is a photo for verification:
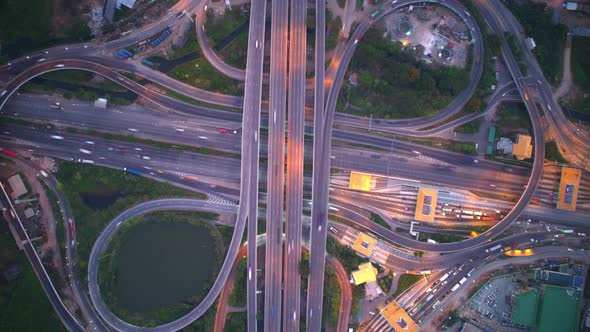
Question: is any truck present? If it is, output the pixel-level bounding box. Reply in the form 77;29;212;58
420;270;431;275
459;277;467;285
79;159;95;164
79;148;92;155
561;229;574;234
425;294;434;302
124;168;141;175
467;267;475;277
439;273;450;282
451;283;461;292
432;300;441;309
370;5;385;18
485;244;502;253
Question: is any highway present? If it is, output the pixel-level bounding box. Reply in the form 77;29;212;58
282;0;309;329
264;0;288;328
239;0;268;329
306;0;328;327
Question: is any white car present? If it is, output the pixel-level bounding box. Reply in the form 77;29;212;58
55;64;65;68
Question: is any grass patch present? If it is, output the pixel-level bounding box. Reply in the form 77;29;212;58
454;118;482;134
54;161;207;285
322;267;341;328
169;57;243;95
545;140;567;163
224;312;247;332
228;257;247;307
204;8;249;44
220;31;248;69
441;140;477;155
504;0;568;85
369;212;391;230
494;103;532;133
0;218;66;331
378;272;393;293
568;36;590;115
326;16;342;50
392;274;423;298
418;232;465;243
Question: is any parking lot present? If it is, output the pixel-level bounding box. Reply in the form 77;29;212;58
460;275;523;331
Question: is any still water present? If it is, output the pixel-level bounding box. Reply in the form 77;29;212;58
115;222;215;312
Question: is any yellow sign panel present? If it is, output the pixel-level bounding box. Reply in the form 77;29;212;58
349;172;372;191
381;300;419;332
352;232;377;257
557;167;581;211
414;188;438;222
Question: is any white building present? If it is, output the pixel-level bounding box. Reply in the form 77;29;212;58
116;0;137;9
497;137;513;154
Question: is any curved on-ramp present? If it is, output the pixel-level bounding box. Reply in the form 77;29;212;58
87;198;242;331
321;0;545;252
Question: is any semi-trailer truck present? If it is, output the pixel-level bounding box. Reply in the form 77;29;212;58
439;273;450;282
459;277;467;285
124;168;141;175
451;283;461;292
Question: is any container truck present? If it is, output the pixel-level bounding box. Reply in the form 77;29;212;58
425;294;434;302
79;148;92;155
79;159;95;164
439;273;450;282
451;283;461;292
459;277;467;285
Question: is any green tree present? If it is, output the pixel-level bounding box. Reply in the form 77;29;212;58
357;70;373;87
406;66;420;83
467;97;482;112
487;33;503;57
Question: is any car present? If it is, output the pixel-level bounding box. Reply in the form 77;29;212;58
219;128;228;133
354;38;359;44
487;183;496;187
55;64;65;68
118;148;126;153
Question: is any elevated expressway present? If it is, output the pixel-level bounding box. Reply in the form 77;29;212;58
264;0;288;329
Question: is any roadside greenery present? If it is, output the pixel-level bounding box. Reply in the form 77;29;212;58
345;27;468;119
224;312;247;332
0;219;66;331
54;161;206;286
545;140;567;163
504;0;568;85
228;257;247;307
567;36;590;115
454;118;482;134
0;0;91;63
326;237;369;273
418;232;465;243
378;272;393;293
392;274;423;298
369;212;391;230
322;267;341;328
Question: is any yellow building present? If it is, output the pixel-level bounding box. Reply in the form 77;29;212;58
352;232;377;257
348;172;373;191
557;167;581;211
351;262;378;285
512;134;533;160
381;300;419;332
414;188;438;222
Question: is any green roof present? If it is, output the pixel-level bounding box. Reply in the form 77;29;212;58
538;286;581;332
512;289;539;327
487;126;496;144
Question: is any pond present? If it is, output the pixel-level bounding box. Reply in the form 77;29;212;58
114;221;216;312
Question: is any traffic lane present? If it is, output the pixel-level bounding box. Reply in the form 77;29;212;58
265;0;289;326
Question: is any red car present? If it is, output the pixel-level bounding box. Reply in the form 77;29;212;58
219;128;238;134
487;183;496;187
118;148;127;153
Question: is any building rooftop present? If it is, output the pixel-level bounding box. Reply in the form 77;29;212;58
351;262;378;285
7;174;27;199
352;232;377;257
381;300;419;332
349;172;373;191
512;134;533;160
497;137;513;154
414;187;438;222
116;0;137;9
557;167;581;211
